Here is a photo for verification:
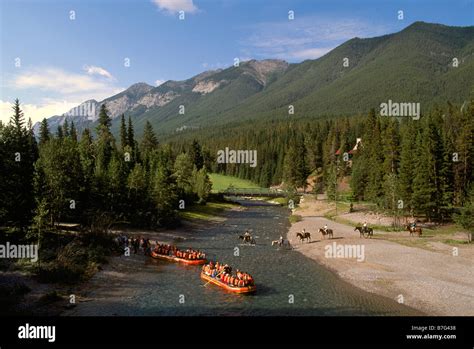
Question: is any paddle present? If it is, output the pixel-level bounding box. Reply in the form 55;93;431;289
203;269;224;287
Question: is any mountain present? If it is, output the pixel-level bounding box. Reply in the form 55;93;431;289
33;99;99;136
36;22;474;138
221;21;474;122
35;59;288;136
129;59;289;135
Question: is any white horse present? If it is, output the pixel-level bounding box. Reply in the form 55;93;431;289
272;239;292;249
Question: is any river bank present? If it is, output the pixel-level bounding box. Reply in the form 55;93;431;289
0;201;243;316
287;196;474;316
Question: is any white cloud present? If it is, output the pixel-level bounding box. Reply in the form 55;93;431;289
152;0;198;14
83;65;114;80
287;47;333;60
155;79;166;86
12;67;119;95
0;99;80;124
4;67;124;123
241;16;394;62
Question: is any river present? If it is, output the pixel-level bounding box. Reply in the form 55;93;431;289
67;199;421;316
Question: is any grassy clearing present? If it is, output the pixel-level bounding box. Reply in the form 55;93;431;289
324;201;352;218
443;239;471;245
289;214;302;224
209;173;263;193
268;197;288;206
179;201;238;222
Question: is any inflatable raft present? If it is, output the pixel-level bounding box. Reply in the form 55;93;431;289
201;272;256;294
151;251;207;265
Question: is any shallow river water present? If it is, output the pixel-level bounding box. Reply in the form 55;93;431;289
69;200;421;316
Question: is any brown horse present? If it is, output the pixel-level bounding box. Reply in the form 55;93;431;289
296;232;311;243
319;228;333;239
239;235;256;244
406;225;422;237
354;226;373;238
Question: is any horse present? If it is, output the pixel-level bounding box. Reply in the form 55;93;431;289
319;228;333;239
239;235;256;245
354;226;373;238
406;225;422;237
272;240;292;249
296;232;311;243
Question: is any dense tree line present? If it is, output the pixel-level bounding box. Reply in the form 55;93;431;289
2;98;473;230
170;100;474;223
0;101;212;232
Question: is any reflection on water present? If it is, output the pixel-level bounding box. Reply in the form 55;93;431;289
69;200;421;316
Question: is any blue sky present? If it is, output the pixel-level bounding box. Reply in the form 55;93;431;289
0;0;473;123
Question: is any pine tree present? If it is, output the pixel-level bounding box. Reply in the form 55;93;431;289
193;167;212;203
106;152;127;215
95;104;114;175
189;140;204;170
27;118;38;162
120;114;127;151
140;121;158;154
127;163;150;226
152;151;178;226
456;99;474;203
10;99;25;131
56;125;63;139
62;119;70;138
1;100;36;227
381;118;399;175
78;128;94;181
364;113;384;204
454;184;474;229
39;118;50;145
127;115;135;150
70;121;78;142
398;122;416;213
283;134;309;190
174;153;194;196
411;124;437;219
350;149;369;200
97;103;111;130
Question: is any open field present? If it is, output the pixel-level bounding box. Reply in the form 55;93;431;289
209;173;263;193
178;201;242;222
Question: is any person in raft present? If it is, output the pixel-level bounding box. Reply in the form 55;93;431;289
152;243;205;260
153;243;172;256
203;263;254;287
175;248;205;260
